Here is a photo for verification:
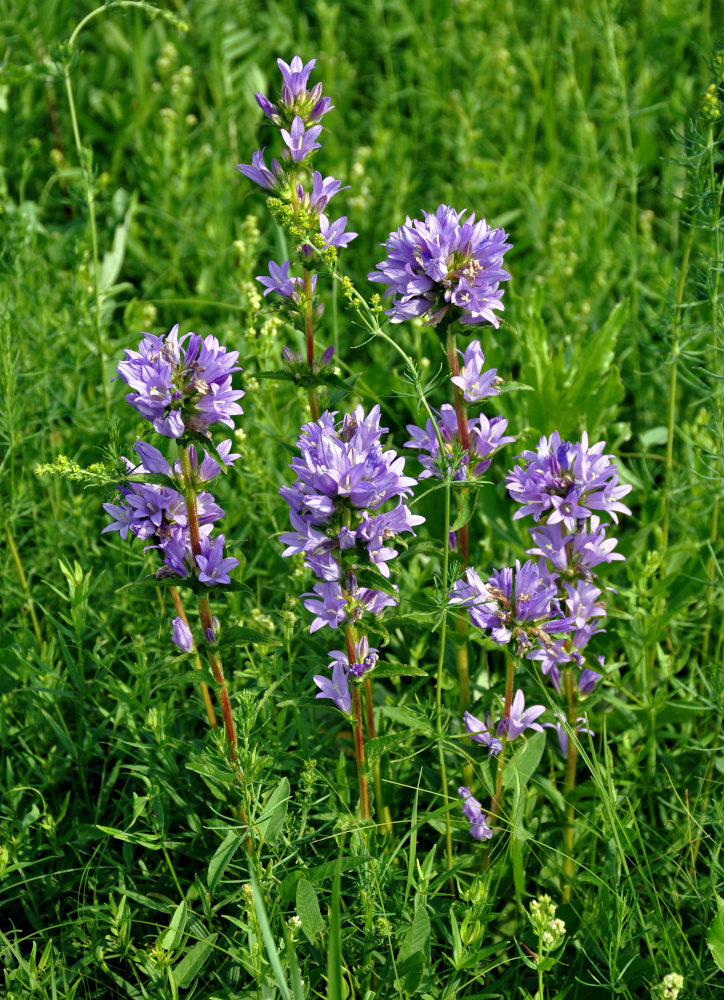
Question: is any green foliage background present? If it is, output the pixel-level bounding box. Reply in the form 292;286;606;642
1;0;723;997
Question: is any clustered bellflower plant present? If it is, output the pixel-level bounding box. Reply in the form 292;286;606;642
452;430;631;888
280;404;423;820
102;323;245;762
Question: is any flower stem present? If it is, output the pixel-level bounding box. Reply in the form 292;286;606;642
177;445;238;760
487;656;515;835
303;269;320;420
435;477;455;877
170;584;217;730
364;677;392;834
344;625;370;820
562;664;578;901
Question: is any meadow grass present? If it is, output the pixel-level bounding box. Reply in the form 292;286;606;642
1;1;723;997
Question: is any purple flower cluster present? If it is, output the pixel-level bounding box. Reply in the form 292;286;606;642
102;439;240;584
406;401;514;481
368;205;511;327
451;559;574;655
506;431;632;530
116;324;243;439
280;405;424;632
255;56;333;131
503;431;632;695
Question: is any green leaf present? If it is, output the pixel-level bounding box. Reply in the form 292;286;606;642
707;896;724;972
256;777;290;845
295;877;325;944
216;624;282;648
502;731;546;789
162;900;187;952
280;856;369;902
510;836;525;903
207;830;245;895
248;863;292;1000
367;662;428;680
398;905;430;963
172;933;217;988
451;486;478;532
365;732;415;769
395;952;424;994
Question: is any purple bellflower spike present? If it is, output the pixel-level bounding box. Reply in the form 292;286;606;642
369;204;512;328
195;534;239;586
458;786;493;840
171;617;193;652
281;116;322;163
463;710;503;755
450;340;501;403
506;431;632;530
313;660;352;714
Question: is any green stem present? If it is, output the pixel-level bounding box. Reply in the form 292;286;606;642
62;66;110;421
364;677;392;834
662;225;694;550
5;525;43;645
344;625;370;820
562;664;578;901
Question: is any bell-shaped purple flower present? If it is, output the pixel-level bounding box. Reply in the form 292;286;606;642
458;786;493;840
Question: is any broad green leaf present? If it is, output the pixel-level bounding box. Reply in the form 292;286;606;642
216;624;282;648
707;896;724;971
395;952;424;994
398;905;430;963
162;900;187;951
366;732;415;769
366;662;428;680
207;830;245;894
172;933;217;988
451;486;478;532
295;877;325;944
256;777;290;845
502;731;546;789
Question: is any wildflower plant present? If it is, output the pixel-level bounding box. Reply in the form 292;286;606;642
103;323;246;762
